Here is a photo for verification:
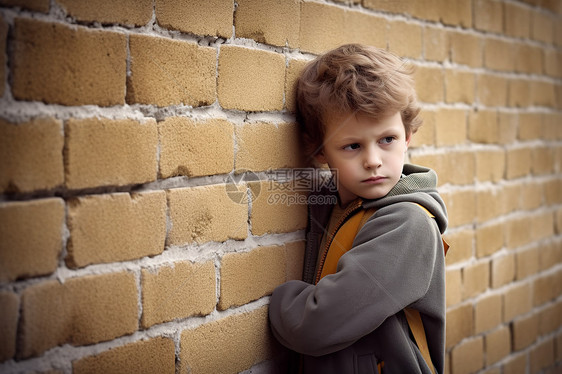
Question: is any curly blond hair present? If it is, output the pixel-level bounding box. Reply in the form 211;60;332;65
295;44;422;161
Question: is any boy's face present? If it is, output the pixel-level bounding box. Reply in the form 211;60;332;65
316;111;411;207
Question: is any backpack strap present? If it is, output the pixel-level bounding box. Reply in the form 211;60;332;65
318;203;446;374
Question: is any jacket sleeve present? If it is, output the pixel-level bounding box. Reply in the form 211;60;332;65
268;202;443;356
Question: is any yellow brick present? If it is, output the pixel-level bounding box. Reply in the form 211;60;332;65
249;180;308;235
476;150;505;183
473;0;503;34
545;48;562;78
0;291;19;362
167;184;248;245
73;337;175;374
443;189;476;228
443;152;476;186
503;352;527;374
468;109;497;144
20;272;138;358
298;2;345;54
516;246;540;280
285;58;308;113
434;108;467;146
506;216;534;249
446;303;473;349
446;268;462;307
485;326;511;365
235;0;299;47
518;112;543;141
58;0;152;25
532;146;555;175
515;43;544;75
532;211;554;242
444;229;473;265
531;9;554;44
424;26;449;62
531;80;557;108
218;45;285;111
530;338;556;374
127;35;216;107
445;69;475;104
235;122;303;172
544;113;562;140
509;78;532;108
475;293;502;334
503;281;532;321
477;73;508;107
219;246;285;310
180;307;273;374
414;65;444;103
538;302;562;336
388;19;422;58
451;337;484;374
449;31;482;68
155;0;233;38
463;261;489;300
475;222;504;258
497;111;518;145
439;0;472;26
491;252;515;289
533;271;560;306
65;118;158;190
506;147;533;179
484;37;516;72
476;188;505;223
362;0;416;15
285;241;305;281
504;2;531;39
0;198;64;282
343;10;387;49
512;312;539;350
0;0;49;12
67;192;167;268
159;117;233;178
410;109;436;147
544;178;562;205
539;240;562;272
0;117;64;193
12;18;126;106
141;260;216;327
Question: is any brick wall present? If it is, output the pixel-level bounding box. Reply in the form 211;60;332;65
0;0;560;373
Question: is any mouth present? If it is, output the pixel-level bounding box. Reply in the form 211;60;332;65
362;176;386;183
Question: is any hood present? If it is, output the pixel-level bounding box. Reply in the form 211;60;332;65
362;164;448;234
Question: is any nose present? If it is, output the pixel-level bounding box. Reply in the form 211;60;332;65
363;145;382;169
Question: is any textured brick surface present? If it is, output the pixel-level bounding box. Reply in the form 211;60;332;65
474;293;502;334
445;69;475;104
446;268;462;307
219;246;286;310
65;118;158;190
155;0;233;38
167;184;248;244
159;117;234;178
235;0;299;47
218;45;285;111
141;260;216;327
446;304;473;349
285;240;305;281
285;58;309;113
485;326;511;365
127;35;216;107
449;31;482;67
474;0;503;34
343;10;386;49
463;261;489;300
73;337;175;374
512;312;539;351
12;18;126;106
67;192;167;268
20;272;138;358
180;307;274;374
249;180;308;236
0;0;49;12
299;1;345;54
0;291;19;362
235;122;303;172
434;108;467;146
0;198;64;282
505;2;531;39
475;221;504;258
0;117;64;193
414;65;444;103
451;337;484;374
388;19;422;58
491;253;515;289
58;0;152;25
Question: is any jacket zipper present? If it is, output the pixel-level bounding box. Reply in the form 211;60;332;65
314;198;363;284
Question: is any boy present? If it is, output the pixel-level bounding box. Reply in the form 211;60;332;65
268;44;448;373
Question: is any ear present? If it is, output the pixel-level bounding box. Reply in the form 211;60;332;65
314;149;327;165
405;132;412;148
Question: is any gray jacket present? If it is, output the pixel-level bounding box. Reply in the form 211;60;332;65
269;164;448;374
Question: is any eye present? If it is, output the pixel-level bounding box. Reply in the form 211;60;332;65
343;143;360;151
379;136;395;145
